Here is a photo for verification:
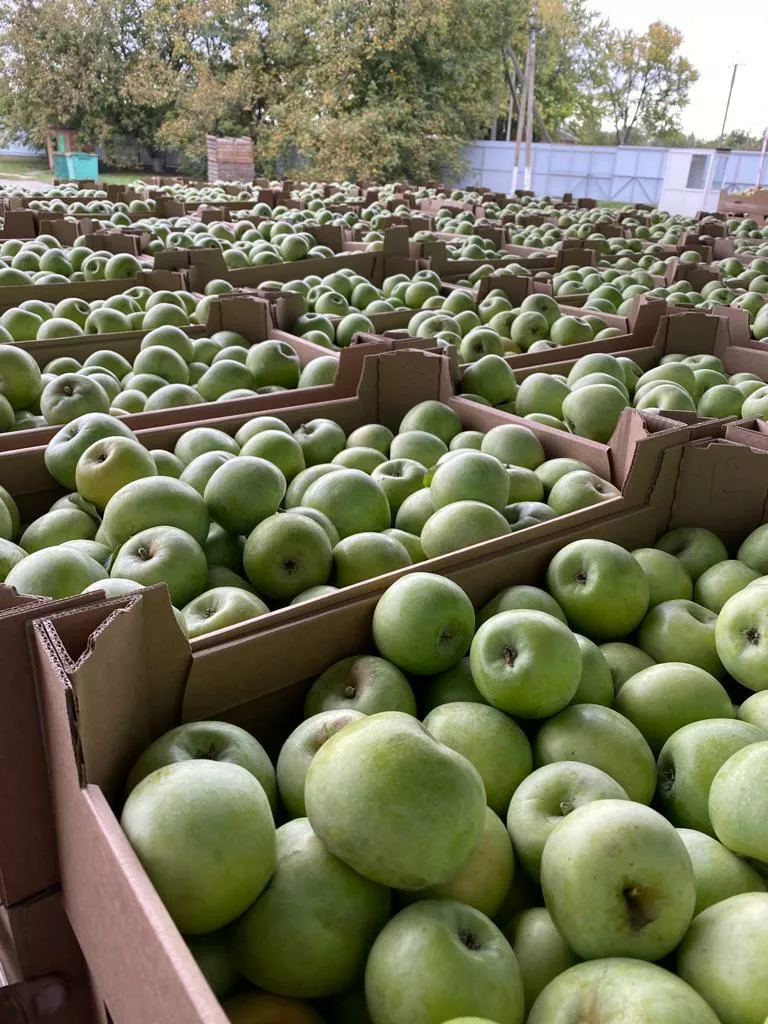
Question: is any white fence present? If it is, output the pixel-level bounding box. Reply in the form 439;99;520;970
459;142;768;214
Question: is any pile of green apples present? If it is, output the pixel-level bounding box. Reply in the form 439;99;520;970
0;400;620;632
0;324;333;431
0;287;205;343
0;237;144;287
460;350;768;443
25;196;156;218
117;524;768;1022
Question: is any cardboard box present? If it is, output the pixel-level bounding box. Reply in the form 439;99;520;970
508;305;768;383
30;429;768;1023
153;248;426;292
0;269;188;316
0;295;370;453
0;889;106;1024
0;591;106;905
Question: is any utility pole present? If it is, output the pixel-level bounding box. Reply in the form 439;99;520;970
719;63;738;141
505;70;516;142
511;4;540;193
758;127;768;188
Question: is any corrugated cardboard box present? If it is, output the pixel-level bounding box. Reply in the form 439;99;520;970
29;430;768;1024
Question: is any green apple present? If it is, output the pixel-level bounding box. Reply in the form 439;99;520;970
390;430;447;469
242;512;332;599
534;458;592;495
503;907;578;1013
293;419;346;466
541;799;695;960
40;373;110;425
398;400;462;445
121;760;275;934
614;663;733;754
423;702;531;815
20;508;96;552
419;658;488;715
364;901;524;1024
233;817;389;998
656;718;765;835
332;531;410;587
738;691;768;731
382;527;424;563
277;710;366;819
204;457;286;536
546;538;650;641
0;538;26;582
656;527;728;581
304;655;415;717
284;465;341;508
450;430;484;451
547;470;620;514
394;487;434;534
677;828;766;915
305;711;486;889
298;357;338;388
461;355;517;406
303;468;390;538
185;932;238;999
477;584;565;627
241;430;306;482
372;572;475;675
401;808;514;919
371;459;426;513
480;424;544;470
222;991;324;1023
509;311;549;351
140;325;195;362
695;560;759;613
180;452;236;496
5;546;107;598
677;893;768;1024
111;525;207;606
715;586;768;690
126;720;276;810
638;599;723;678
102;475;209;547
507;760;628;882
345;423;393;454
738;523;768;573
333;446;388;472
459;327;505;362
514;373;569;418
709;741;768;863
421;500;510;557
470;610;581;718
81;578;143;597
600;641;655;693
75;436;157;510
632;547;693;607
504;466;544;504
430;451;509;511
246;341;301;389
561;384;628;442
550;315;593;345
570;633;614;706
173;426;239;465
535;703;656;803
527;959;721;1024
181;586;269;638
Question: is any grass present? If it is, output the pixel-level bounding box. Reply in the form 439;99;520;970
0;155;148;185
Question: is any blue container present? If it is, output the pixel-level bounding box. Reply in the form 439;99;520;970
53;152;99;181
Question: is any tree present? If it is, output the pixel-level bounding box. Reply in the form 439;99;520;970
263;0;502;180
0;0;130;145
577;20;698;146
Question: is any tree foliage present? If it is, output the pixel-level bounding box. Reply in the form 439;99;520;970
575;20;699;146
0;0;702;178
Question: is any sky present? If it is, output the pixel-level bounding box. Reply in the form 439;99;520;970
588;0;767;141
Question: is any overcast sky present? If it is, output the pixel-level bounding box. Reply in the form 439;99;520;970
589;0;766;141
